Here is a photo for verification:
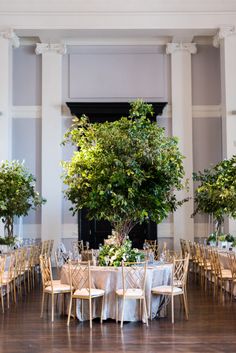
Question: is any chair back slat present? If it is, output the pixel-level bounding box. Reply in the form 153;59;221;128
68;260;91;294
121;261;147;292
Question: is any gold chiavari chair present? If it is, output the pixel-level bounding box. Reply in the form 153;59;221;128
163;250;182;263
40;255;71;322
13;249;25;298
151;255;189;324
48;240;54;257
213;250;233;302
199;245;212;291
31;244;41;287
144;241;159;262
2;251;16;307
208;248;219;296
226;252;236;300
116;261;148;328
188;241;198;276
67;260;105;328
180;239;190;257
144;239;157;248
0;255;7;313
24;246;34;292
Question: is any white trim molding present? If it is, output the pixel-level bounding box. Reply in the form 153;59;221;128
213;25;236;47
35;43;67;55
12;106;42;118
13;104;222;119
166;42;197;55
162;104;221;119
0;28;20;48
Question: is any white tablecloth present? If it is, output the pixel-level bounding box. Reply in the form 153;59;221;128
61;263;172;322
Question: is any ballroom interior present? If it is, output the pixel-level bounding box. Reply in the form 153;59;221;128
1;1;236;353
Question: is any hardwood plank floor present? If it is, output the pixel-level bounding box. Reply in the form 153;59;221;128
0;278;236;353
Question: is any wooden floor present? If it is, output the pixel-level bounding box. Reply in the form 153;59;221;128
0;278;236;353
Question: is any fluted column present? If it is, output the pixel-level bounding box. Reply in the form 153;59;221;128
213;26;236;235
36;43;66;252
166;42;197;250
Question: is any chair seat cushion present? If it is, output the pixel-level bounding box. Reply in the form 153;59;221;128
116;288;143;297
73;288;105;298
220;269;232;279
151;285;183;294
45;282;71;293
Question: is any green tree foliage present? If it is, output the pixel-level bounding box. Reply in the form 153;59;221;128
0;160;46;240
193;156;236;234
62;100;186;243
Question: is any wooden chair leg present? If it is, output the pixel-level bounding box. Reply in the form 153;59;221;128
7;284;10;309
120;298;125;328
171;296;174;324
143;297;149;327
67;296;73;326
51;294;54;322
182;292;189;320
1;288;4;314
100;296;104;324
89;298;92;329
150;294;152;321
116;296;118;323
40;291;45;318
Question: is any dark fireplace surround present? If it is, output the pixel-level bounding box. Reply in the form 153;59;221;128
66;101;167;248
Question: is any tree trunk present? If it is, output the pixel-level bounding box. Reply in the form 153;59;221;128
112;220;137;245
216;218;223;237
4;216;14;239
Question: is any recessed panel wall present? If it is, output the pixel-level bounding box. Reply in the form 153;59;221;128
13;46;42;106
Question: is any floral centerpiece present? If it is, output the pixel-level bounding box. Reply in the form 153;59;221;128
98;232;144;267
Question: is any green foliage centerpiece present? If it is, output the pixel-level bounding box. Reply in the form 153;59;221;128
0;160;46;244
62;100;186;262
98;231;144;266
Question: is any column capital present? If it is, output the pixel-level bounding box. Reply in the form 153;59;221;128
166;42;197;55
0;28;20;48
35;43;67;55
213;25;236;48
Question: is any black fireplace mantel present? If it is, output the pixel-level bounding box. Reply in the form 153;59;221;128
66;102;167;123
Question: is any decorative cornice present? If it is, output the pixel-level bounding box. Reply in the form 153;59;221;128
166;42;197;55
35;43;67;55
0;28;20;48
213;25;236;47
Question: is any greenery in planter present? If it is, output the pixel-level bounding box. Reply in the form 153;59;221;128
0;235;16;246
62;100;186;245
232;239;236;248
0;160;46;242
218;234;226;242
207;232;217;244
193;155;236;236
225;234;235;243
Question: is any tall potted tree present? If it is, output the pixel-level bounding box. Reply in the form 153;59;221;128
0;160;46;245
193;156;236;238
62;100;186;246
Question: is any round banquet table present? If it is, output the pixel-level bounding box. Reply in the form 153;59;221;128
60;263;172;323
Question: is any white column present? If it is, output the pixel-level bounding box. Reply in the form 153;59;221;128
0;29;19;236
36;43;66;252
213;26;236;235
0;29;19;161
166;42;197;250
